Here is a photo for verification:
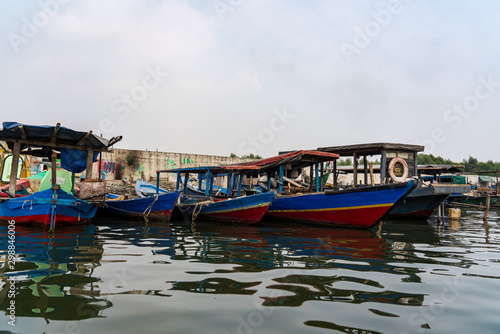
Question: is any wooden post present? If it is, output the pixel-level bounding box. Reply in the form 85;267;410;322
156;171;160;195
320;162;324;192
237;174;243;197
98;152;102;180
267;171;272;192
8;142;21;195
333;159;338;187
185;172;190;198
353;152;358;185
380;150;387;184
369;163;375;186
279;165;284;193
51;151;57;186
483;194;491;220
315;162;320;192
363;155;368;185
176;171;181;191
309;165;313;190
85;149;94;180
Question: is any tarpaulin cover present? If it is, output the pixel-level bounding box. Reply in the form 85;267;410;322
59;148;99;173
479;176;495;183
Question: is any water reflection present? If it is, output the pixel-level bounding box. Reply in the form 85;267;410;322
0;224;110;322
2;213;500;333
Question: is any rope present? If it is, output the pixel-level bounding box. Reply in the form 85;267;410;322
191;200;214;222
142;195;159;223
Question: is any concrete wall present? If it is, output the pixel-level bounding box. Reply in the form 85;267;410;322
90;148;249;182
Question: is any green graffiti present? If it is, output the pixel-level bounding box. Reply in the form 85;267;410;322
166;158;176;168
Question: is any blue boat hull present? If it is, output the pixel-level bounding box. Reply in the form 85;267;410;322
101;190;180;221
0;188;97;227
265;180;416;228
179;192;276;224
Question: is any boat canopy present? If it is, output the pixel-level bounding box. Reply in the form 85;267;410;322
227;150;339;171
0;122;122;173
157;165;261;175
418;164;465;174
0;122;121;152
318;142;424;157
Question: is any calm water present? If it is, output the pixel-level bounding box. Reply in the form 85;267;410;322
2;209;500;334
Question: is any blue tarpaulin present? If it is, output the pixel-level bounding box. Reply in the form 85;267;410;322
59;148;99;173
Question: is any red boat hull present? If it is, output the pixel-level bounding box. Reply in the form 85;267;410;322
198;203;271;224
1;213;92;227
266;204;393;228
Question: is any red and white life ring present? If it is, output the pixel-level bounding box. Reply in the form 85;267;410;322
388;157;408;183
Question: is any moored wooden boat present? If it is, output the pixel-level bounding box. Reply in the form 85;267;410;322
266;181;416;228
157;166;275;224
178;192;276;224
0;188;97;226
100;190;180;221
0;122;122;229
317;143;472;220
135;179;169;198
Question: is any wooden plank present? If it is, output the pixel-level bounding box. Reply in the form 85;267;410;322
283;176;307;189
8;142;21;195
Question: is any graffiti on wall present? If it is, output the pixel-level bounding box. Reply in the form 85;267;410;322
136;162;145;179
166;157;176;169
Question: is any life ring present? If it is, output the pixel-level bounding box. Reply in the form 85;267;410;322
388;157;408;183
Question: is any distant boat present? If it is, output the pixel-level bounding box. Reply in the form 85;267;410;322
0;122;122;229
157;166;276;224
100;190;180;222
135;179;169;198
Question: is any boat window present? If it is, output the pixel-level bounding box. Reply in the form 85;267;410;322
0;155;24;183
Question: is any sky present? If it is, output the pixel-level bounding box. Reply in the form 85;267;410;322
1;0;500;162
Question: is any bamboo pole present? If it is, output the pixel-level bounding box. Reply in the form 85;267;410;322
483;194;491;221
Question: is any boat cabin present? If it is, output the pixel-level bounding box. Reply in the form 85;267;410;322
317;143;424;186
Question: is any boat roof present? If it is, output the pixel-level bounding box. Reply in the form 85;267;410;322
318;142;425;156
157;165;262;174
158;150;339;174
225;150;339;170
418;164;465;174
0;122;122;154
